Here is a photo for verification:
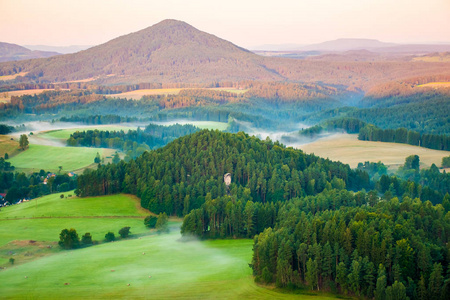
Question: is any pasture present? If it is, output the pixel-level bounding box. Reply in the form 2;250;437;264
8;144;116;173
0;89;57;103
300;133;449;169
417;82;450;88
0;193;343;299
0;134;19;157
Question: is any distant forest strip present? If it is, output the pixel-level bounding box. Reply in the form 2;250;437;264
300;118;450;151
59;115;138;124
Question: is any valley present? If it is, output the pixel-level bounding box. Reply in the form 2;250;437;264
0;11;449;300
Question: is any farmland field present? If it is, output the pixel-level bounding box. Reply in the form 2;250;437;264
0;193;343;299
299;133;450;169
0;88;58;103
0;134;19;157
417;81;450;88
8;144;116;173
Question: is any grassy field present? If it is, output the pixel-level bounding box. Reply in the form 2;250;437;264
8;144;116;173
0;88;56;103
417;82;450;88
300;133;449;169
0;72;28;81
0;193;343;299
0;134;19;157
40;125;139;140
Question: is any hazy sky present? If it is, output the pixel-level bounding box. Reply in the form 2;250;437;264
1;0;449;48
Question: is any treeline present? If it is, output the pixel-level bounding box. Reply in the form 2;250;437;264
299;118;366;138
0;170;77;204
359;125;450;151
76;130;372;216
67;124;200;159
59;115;137;124
0;124;14;134
250;192;450;299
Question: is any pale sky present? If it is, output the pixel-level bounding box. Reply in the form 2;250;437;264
1;0;449;48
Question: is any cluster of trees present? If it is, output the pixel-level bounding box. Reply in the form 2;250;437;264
58;226;131;249
76;130;372;216
144;213;169;234
67;124;200;159
443;156;450;168
358;125;450;151
0;170;77;204
250;191;450;299
0;157;14;171
0;124;14;134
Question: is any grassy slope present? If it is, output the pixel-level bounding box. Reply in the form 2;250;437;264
300;133;449;169
0;134;19;157
0;193;148;247
8;144;116;173
0;193;341;299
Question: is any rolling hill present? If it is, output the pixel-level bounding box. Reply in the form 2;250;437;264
0;42;60;62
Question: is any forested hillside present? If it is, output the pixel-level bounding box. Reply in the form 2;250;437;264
76;130;371;215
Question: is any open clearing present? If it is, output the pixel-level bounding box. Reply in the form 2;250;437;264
108;87;247;100
0;89;58;103
417;82;450;88
0;72;28;81
8;144;116;173
299;133;449;169
0;193;342;299
0;134;19;157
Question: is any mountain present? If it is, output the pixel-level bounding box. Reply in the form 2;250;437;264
0;20;282;84
299;38;397;52
0;42;60;62
24;45;93;54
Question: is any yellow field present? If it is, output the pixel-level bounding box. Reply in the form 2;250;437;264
299;134;449;169
0;72;28;81
0;89;57;102
417;82;450;88
0;135;19;158
413;54;450;62
109;88;248;100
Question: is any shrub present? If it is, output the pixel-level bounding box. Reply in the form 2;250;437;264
81;233;93;245
119;227;131;238
105;232;115;242
144;216;158;228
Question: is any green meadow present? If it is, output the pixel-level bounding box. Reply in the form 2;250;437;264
0;193;342;299
8;144;116;173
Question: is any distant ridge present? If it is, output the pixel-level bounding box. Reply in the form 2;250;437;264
299;38;397;52
0;42;60;62
24;45;93;54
